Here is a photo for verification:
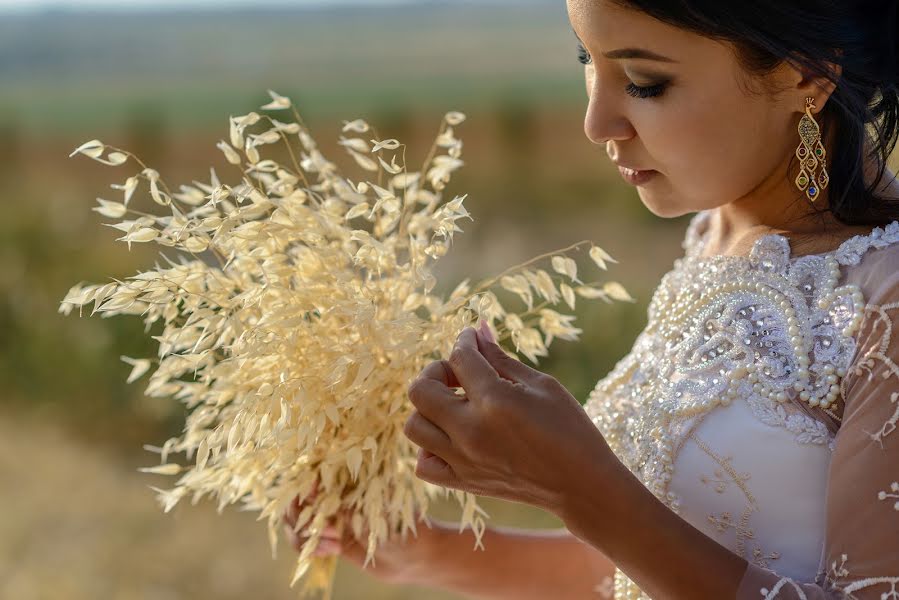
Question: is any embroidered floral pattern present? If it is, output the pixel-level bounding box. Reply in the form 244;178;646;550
701;467;735;493
742;284;899;597
588;211;899;599
877;482;899;511
753;547;783;570
757;554;899;599
586;210;871;506
744;394;833;448
693;433;773;564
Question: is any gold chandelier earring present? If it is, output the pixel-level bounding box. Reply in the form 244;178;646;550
795;96;829;202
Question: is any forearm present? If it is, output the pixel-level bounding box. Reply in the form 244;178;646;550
401;517;615;600
558;459;749;599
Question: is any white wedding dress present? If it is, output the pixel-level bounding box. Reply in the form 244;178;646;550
584;209;899;599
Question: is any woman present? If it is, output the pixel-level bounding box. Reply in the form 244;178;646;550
284;1;899;597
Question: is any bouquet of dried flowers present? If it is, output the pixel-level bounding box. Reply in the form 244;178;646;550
59;90;633;597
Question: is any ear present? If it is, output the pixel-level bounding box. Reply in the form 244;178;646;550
791;51;842;112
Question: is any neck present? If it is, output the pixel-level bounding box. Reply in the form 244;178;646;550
712;142;898;251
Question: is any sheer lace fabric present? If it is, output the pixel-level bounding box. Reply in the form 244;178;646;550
584;210;899;599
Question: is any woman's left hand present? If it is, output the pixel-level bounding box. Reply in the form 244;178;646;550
402;321;618;517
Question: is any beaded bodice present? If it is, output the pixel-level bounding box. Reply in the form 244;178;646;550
584;210;899;599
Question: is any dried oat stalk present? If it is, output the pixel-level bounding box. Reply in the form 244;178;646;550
59;89;633;596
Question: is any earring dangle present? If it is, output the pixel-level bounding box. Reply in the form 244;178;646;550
794;97;829;202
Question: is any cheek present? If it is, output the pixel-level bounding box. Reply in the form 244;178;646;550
644;98;789;211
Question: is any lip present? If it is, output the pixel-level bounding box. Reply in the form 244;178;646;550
617;165;658;185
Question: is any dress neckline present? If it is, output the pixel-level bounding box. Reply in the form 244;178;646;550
684;209;899;267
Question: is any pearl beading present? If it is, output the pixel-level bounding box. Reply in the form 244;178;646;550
649;251;859;411
586;215;899;599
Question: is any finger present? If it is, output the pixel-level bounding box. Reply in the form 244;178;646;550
476;322;540;385
447;327;499;399
313;539;342;557
418;358;460;389
284;494;300;525
283;517;340;544
407;372;464;426
283;523;341;556
414;447;463;489
283;521;314;553
403;410;456;460
283;522;301;552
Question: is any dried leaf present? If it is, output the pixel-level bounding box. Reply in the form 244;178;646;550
217;140;242;165
575;285;608;300
110;176;139;205
184;236;209;253
93;198;127;219
551;256;580;283
121;356;152;383
370;139;400;152
106;152;129;166
603;281;635;302
341;119;370;133
349;150;379;172
444;111;466;126
345;203;371;220
339;137;370;153
121;228;158;243
346;446;363;482
260;89;291;110
69;139;104;159
589;245;618;270
138;464;183;475
560;283;576;310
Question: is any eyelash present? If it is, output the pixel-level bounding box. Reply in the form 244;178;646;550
576;42;669;99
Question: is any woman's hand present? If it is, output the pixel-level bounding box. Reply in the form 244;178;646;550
402;322;618;517
281;478;443;585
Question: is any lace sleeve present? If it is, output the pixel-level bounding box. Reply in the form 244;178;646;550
735;269;899;599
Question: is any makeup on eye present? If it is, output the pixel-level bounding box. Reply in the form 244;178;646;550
577;41;671;99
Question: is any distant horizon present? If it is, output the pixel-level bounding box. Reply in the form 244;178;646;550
0;0;416;13
0;0;543;14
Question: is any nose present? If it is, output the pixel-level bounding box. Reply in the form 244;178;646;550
583;77;635;145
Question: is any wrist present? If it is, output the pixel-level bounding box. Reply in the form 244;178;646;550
389;515;453;586
555;456;631;542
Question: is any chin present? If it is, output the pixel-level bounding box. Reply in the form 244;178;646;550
637;192;692;219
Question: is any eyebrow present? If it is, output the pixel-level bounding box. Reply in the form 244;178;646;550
572;30;679;63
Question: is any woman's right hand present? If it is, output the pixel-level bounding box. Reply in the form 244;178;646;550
281;478;444;585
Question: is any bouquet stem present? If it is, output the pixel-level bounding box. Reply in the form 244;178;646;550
303;554;339;599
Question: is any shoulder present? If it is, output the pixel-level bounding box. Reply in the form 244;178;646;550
842;240;899;297
840;242;899;429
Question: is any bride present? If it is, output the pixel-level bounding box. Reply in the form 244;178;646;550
284;1;899;597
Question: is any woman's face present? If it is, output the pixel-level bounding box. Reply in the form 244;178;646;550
567;0;816;219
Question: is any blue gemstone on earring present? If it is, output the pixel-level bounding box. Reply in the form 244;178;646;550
810;187;817;195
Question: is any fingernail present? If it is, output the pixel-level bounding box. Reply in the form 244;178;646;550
478;320;495;343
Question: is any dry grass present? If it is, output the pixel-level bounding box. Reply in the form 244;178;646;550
57;91;632;596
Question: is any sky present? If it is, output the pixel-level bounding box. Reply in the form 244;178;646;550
0;0;426;12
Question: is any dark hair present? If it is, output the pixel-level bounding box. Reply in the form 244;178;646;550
612;0;899;226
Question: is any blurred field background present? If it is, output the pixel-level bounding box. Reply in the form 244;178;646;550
0;1;693;598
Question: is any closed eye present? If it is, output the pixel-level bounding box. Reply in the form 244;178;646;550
576;41;592;65
577;41;669;99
